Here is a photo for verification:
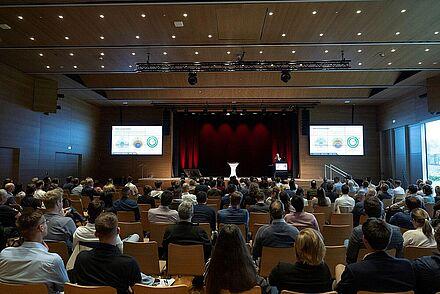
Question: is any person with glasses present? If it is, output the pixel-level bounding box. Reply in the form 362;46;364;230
0;209;69;293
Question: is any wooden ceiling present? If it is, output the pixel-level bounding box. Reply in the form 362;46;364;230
0;0;439;107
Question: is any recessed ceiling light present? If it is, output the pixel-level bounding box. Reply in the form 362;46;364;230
73;65;78;69
69;52;74;56
99;56;103;60
344;100;351;104
194;51;199;55
227;51;231;54
358;62;363;66
135;35;140;39
387;62;392;65
129;65;133;68
141;13;146;18
418;61;422;65
64;36;69;40
183;13;188;17
99;14;104;18
208;34;212;38
18;16;23;20
395;31;400;35
100;36;104;40
101;65;105;68
319;33;324;37
268;12;274;16
391;48;396;52
163;51;167;55
281;33;286;37
434;62;438;65
131;52;136;55
357;32;362;36
171;35;176;39
259;50;263;54
29;37;35;41
401;9;407;13
356;10;362;14
357;49;362;53
435;31;439;35
100;52;105;56
38;53;43;56
425;48;430;52
324;49;329;53
46;65;50;69
58;15;63;19
291;50;296;54
312;10;317;15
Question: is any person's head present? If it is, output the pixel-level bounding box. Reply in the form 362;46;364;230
160;190;173;206
5;182;15;193
43;189;63;212
226;183;237;194
17;209;47;242
334;176;340;183
435;228;440;252
25;184;36;197
295;228;326;265
182;183;190;193
178;201;193;221
52;178;59;185
362;181;369;188
291;195;304;213
65;176;72;183
143;185;153;197
310;180;317;189
326;182;334;192
362;218;391;252
289;179;296;190
72;178;79;186
0;189;8;205
436;186;440;197
426;180;433;186
269;200;285;220
365;189;377;198
381;183;389;193
408;184;418;195
86;177;94;187
207;188;222;198
127;176;133;183
206;224;256;294
94;212;119;245
394;180;401;187
255;191;265;202
295;187;304;197
196;191;207;204
364;196;382;218
35;180;44;189
107;178;113;185
341;184;349;195
423;185;433;196
121;186;131;198
316;187;327;206
230;191;242;207
154;180;163;189
405;196;421;211
411;208;434;240
88;200;104;223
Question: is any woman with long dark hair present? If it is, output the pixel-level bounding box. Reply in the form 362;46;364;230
311;187;331;207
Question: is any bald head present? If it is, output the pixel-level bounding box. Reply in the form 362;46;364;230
270;200;284;220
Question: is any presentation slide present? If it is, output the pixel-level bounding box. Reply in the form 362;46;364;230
111;126;163;155
309;125;364;156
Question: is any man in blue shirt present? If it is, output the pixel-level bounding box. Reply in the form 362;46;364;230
192;191;216;231
110;186;140;221
218;191;249;233
0;209;68;293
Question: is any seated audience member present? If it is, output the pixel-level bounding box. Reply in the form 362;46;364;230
422;184;435;204
137;185;156;208
73;212;141;294
43;188;77;252
0;189;20;239
326;183;338;203
221;183;239;208
358;181;370;195
333;177;343;194
101;182;115;208
392;184;425;210
377;183;393;201
81;177;102;200
269;228;333;293
352;189;379;227
435;186;440;203
347;179;359;194
181;182;197;204
334;185;355;213
21;184;42;209
285;179;298;197
63;176;75;192
4;182;16;204
403;208;436;248
207;188;222;199
192;191;216;231
389;195;421;229
110;186;140;221
412;228;440;294
306;180;318;200
265;186;280;206
279;191;294;214
148;190;179;223
103;178;116;193
218;191;249;233
252;200;299;259
67;201;125;270
150;180;164;199
346;196;403;264
311;187;331;207
205;224;268;293
248;191;270;213
70;178;83;196
162;201;212;260
124;176;138;196
337;218;416;294
0;209;69;293
393;180;405;196
285;195;319;231
34;180;47;199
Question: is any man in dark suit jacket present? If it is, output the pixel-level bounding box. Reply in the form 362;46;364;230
413;229;440;294
110;186;140;221
162;201;212;260
346;196;403;264
248;191;270;213
252;200;299;259
337;218;416;294
192;191;216;231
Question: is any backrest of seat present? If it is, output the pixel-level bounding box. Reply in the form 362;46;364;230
149;223;172;247
70;199;84;215
313;206;332;223
249;213;270;237
80;196;90;212
117;211;136;222
167;244;205;276
198;223;212;237
64;282;117;294
357;248;397;262
123;241;160;275
281;291;337;294
118;222;143;239
206;203;218;213
331;213;353;227
382;198;394;208
259;246;296;277
220;286;262;294
0;282;47;294
357;291;414;294
46;240;69;265
404;246;438;260
207;198;221;210
133;284;188;294
322;225;351;246
138;204;151;212
324;245;346;278
313;213;326;231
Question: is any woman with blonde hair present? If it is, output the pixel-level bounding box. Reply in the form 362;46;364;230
403;208;437;248
269;228;333;293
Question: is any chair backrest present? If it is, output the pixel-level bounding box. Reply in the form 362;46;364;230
46;240;69;265
207;198;221;210
138;204;151;212
425;203;434;218
219;223;247;240
149;222;172;247
133;284;188;294
357;291;414;294
69;194;81;201
259;246;296;277
357;248;397;262
198;223;212;237
404;246;438;260
140;211;150;232
0;282;47;294
281;291;337;294
324;245;346;278
322;225;352;246
117;211;136;222
313;213;326;231
70;199;84;216
304;206;314;213
154;199;161;207
252;223;267;240
81;196;91;211
206;203;218;213
331;213;353;227
167;244;205;276
313;206;333;223
221;286;262;294
64;282;117;294
338;206;352;213
249;212;270;237
118;222;144;239
123;241;160;275
382;198;394;208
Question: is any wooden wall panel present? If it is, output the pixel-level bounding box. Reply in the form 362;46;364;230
298;105;380;181
96;107;173;180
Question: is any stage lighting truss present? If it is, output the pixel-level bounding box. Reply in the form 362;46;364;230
136;59;350;73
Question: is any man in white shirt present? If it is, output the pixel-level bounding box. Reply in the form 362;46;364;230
181;183;197;205
393;180;405;195
33;180;46;199
124;176;139;196
150;180;164;199
334;185;355;213
0;209;69;293
148;190;179;223
70;178;83;196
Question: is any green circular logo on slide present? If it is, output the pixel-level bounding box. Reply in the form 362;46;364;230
347;136;359;148
147;136;158;148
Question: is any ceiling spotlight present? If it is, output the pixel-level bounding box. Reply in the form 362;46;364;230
395;31;400;35
358;62;363;66
100;52;105;56
99;14;104;18
131;52;136;55
135;35;140;39
291;50;296;54
356;10;362;14
64;36;69;40
401;9;407;13
100;36;105;39
208;34;212;38
227;51;231;54
73;65;78;69
418;61;422;65
435;31;439;35
324;49;329;53
259;50;263;54
391;48;396;52
281;33;286;37
319;33;324;37
101;65;105;68
183;13;188;17
129;65;133;68
425;48;430;52
312;11;317;15
188;72;197;85
194;51;199;55
38;53;43;57
141;13;146;18
46;65;50;69
69;52;74;56
387;62;392;65
280;70;291;83
357;32;362;36
29;37;35;41
163;51;167;55
357;49;362;53
18;16;23;20
171;35;176;39
58;15;64;19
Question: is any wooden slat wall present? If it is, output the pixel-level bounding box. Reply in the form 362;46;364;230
0;63;100;184
298;105;380;181
96;107;173;180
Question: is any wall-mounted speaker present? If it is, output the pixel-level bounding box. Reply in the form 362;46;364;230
162;110;171;136
301;109;310;136
32;78;58;113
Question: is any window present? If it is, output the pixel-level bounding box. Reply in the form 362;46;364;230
425;120;440;186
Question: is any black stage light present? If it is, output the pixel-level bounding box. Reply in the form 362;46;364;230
281;70;291;83
188;72;197;85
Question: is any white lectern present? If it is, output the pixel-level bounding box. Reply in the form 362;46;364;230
228;162;239;178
